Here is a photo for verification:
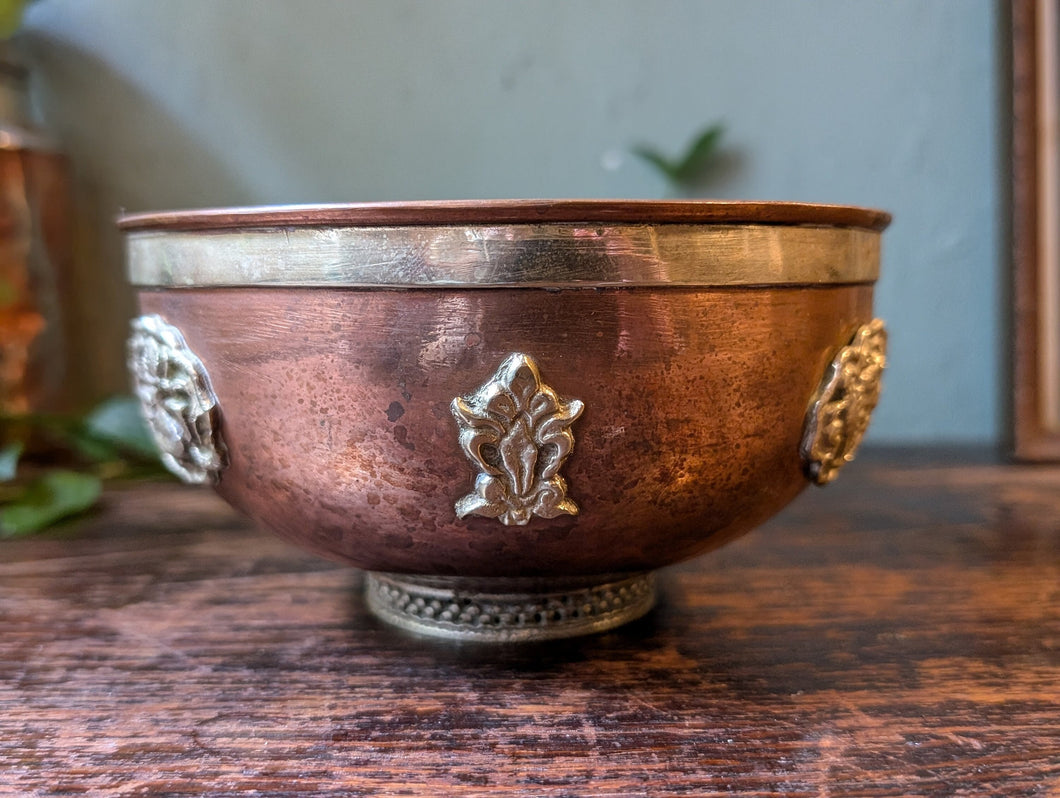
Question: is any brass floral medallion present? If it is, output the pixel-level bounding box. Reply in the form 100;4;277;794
802;319;887;485
451;353;584;525
127;314;227;485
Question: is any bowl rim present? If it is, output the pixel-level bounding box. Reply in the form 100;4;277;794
125;217;883;289
117;199;891;233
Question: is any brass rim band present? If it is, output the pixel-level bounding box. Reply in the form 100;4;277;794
127;223;880;288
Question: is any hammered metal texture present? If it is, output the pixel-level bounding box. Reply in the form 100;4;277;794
136;285;875;577
452;353;583;526
365;572;657;642
802;319;888;485
127;314;227;485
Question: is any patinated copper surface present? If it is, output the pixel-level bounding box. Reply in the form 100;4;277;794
137;283;874;577
125;199;888;631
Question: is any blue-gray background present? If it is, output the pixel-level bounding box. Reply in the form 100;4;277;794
21;1;1003;443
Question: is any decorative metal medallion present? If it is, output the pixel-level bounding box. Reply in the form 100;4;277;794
802;319;887;485
365;572;657;642
127;314;227;485
451;353;584;525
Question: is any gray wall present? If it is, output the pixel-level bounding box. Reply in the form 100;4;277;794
21;0;1002;443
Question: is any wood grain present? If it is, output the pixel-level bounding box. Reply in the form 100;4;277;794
1;449;1058;796
1013;0;1060;460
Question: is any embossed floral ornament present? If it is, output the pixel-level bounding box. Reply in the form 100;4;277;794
802;319;887;485
451;353;584;525
127;314;227;485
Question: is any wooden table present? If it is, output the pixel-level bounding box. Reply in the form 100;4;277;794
2;449;1058;796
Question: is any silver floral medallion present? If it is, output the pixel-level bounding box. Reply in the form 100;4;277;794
451;353;584;525
127;314;227;485
802;319;887;485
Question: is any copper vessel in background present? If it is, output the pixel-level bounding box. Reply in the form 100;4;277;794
0;45;72;414
121;200;889;642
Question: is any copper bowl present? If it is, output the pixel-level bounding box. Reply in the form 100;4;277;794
121;200;889;641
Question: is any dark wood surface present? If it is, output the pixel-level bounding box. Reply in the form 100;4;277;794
116;199;891;232
2;448;1058;796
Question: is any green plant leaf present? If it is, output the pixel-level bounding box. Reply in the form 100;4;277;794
0;0;23;40
0;470;102;537
0;408;108;461
632;123;725;188
64;427;121;463
671;124;724;183
0;276;17;308
630;145;680;181
81;396;158;460
0;442;21;482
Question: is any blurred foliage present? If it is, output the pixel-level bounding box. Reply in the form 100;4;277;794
0;0;25;39
0;275;16;307
633;123;725;192
0;396;167;537
1;470;101;535
0;3;158;534
0;441;19;481
81;396;160;462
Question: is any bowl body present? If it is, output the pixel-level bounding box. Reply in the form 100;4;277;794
123;200;888;639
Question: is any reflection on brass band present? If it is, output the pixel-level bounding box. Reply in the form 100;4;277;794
452;353;583;526
127;224;879;288
802;319;887;485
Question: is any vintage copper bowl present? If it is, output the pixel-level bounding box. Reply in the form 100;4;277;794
120;200;889;642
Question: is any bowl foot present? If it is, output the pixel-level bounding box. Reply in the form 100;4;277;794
365;571;657;642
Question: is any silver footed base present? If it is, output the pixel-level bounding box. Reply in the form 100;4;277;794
365;571;657;642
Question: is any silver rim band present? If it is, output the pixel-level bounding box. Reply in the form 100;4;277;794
127;223;879;288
